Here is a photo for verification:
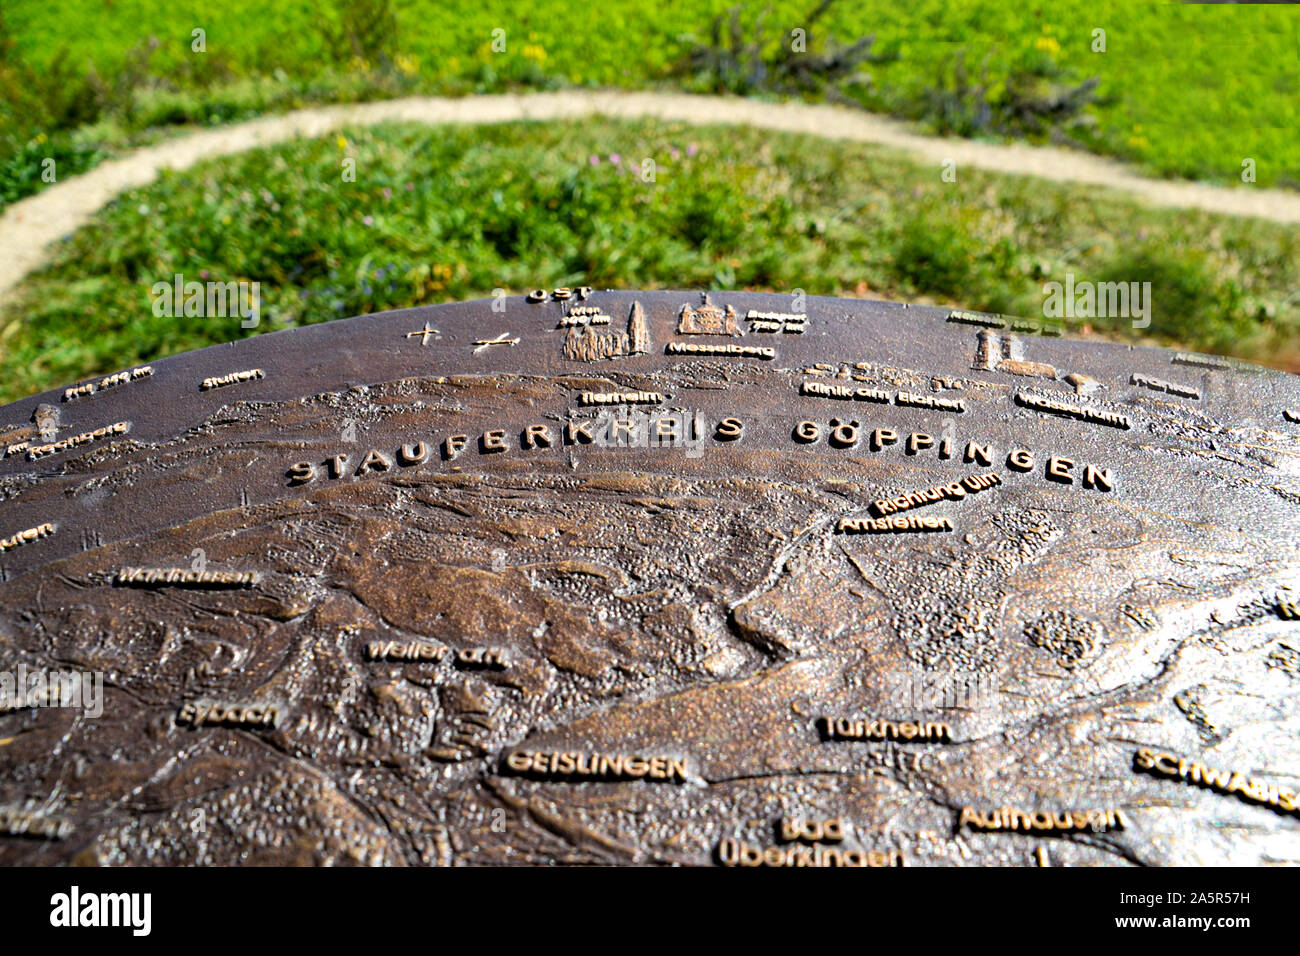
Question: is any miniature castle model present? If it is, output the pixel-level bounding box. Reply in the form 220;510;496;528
564;301;649;361
677;294;741;336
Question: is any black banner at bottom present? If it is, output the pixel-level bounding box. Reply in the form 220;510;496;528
0;865;1270;944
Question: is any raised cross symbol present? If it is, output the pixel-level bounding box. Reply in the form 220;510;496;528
473;333;520;354
405;323;441;345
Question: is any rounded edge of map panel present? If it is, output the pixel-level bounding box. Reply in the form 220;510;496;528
1;290;1299;867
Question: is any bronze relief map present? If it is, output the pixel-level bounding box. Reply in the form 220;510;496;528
1;290;1298;867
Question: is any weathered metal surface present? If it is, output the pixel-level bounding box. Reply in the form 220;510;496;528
1;290;1298;866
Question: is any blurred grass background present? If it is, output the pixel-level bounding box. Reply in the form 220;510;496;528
5;0;1296;202
0;0;1296;401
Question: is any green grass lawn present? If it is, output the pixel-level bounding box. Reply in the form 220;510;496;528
2;118;1294;403
3;0;1297;208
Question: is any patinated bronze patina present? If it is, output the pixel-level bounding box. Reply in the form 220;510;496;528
1;291;1298;866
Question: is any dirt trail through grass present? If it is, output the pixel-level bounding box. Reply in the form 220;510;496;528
4;90;1298;303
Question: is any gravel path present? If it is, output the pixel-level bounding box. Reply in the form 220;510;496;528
4;90;1298;303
